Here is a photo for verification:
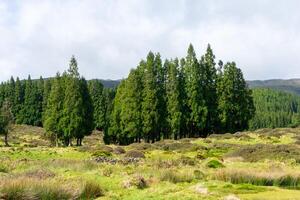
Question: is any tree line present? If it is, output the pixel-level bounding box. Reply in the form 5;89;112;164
249;88;300;129
0;56;115;146
106;44;255;144
0;44;255;145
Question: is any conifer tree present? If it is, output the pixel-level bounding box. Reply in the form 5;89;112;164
217;62;255;132
88;80;105;130
107;80;126;144
142;53;160;143
20;75;40;126
42;79;51;121
61;57;84;146
165;59;182;139
13;77;24;122
120;68;143;144
44;73;64;146
0;99;14;146
77;77;94;145
202;44;218;134
184;44;207;137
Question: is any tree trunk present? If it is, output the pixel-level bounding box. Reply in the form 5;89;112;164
4;133;9;147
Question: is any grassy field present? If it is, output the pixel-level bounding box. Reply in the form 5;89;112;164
1;125;300;199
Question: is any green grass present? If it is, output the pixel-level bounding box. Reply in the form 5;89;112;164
1;124;300;199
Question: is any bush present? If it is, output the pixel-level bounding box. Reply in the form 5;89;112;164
226;144;300;162
0;163;9;173
130;175;148;189
92;150;112;157
97;145;114;152
177;156;197;166
159;169;194;183
128;143;152;151
194;170;205;180
206;159;225;168
114;146;126;154
80;181;104;199
125;150;145;158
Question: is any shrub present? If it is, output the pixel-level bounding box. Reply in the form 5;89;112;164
159;142;202;152
125;150;145;158
177;156;196;166
128;143;152;151
102;167;113;177
159;169;195;183
97;145;114;152
0;163;9;173
194;170;205;180
114;146;126;154
206;159;225;168
130;175;148;189
92;150;112;157
80;181;104;199
226;144;300;163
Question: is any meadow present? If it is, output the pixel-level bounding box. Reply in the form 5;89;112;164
1;125;300;199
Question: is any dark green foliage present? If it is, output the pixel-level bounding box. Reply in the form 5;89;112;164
0;44;254;146
60;57;94;146
249;88;300;129
106;44;254;144
206;159;225;168
44;73;65;146
217;62;255;133
183;44;207;137
165;59;183;139
88;80;104;130
0;100;14;146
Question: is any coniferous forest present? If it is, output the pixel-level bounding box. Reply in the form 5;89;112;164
0;44;258;145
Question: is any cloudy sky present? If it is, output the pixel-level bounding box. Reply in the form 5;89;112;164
1;0;300;81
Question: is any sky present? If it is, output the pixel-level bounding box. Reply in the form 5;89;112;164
1;0;300;81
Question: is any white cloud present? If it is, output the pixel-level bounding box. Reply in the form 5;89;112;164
1;0;300;81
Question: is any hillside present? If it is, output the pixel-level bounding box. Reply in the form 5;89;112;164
1;125;300;199
247;79;300;95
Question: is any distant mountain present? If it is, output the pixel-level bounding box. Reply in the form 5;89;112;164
247;79;300;95
97;78;300;94
97;79;121;88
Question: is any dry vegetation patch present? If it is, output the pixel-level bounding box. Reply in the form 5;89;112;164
226;144;300;162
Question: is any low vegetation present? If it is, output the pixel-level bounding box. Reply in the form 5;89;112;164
0;125;300;199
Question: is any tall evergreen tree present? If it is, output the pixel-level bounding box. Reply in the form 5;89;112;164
0;99;14;146
184;44;207;137
217;62;255;132
202;44;218;134
88;80;105;130
165;59;182;139
13;77;24;122
44;73;64;146
20;75;40;126
142;53;160;143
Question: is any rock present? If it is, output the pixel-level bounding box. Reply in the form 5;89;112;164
122;180;132;188
224;194;240;200
194;184;209;195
